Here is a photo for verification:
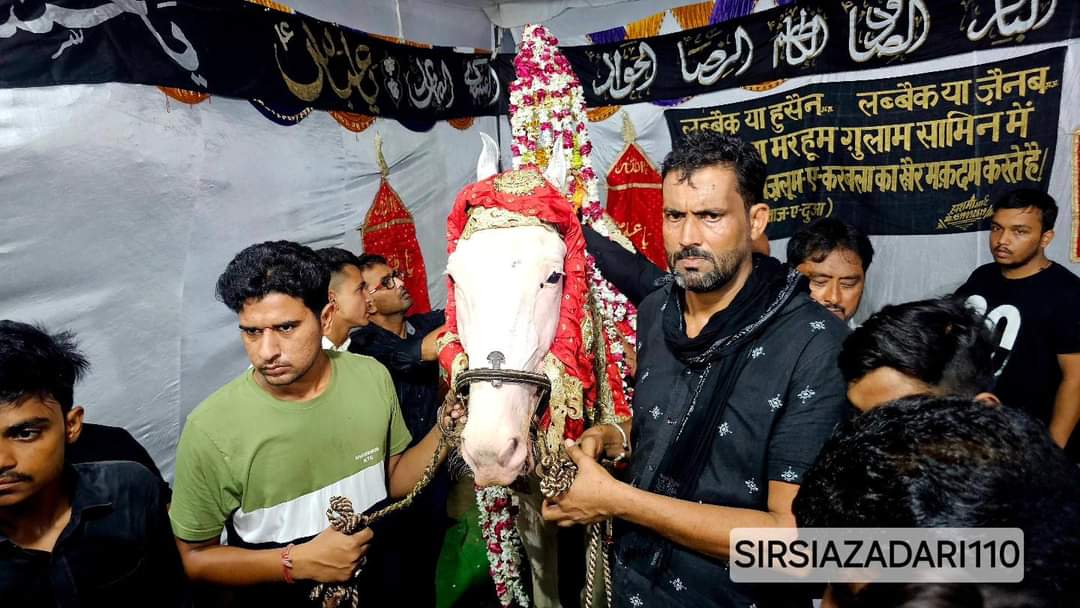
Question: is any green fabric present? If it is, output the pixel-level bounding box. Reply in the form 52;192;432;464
169;351;411;542
436;493;496;608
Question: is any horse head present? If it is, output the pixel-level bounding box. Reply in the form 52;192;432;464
441;140;589;486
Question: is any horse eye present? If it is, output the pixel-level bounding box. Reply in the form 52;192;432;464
546;271;563;284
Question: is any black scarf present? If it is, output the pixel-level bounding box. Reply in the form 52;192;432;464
630;255;804;575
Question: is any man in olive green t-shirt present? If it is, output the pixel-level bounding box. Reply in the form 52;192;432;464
170;241;460;604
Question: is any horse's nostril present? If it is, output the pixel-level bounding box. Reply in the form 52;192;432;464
496;437;520;467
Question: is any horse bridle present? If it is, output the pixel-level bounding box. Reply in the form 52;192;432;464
452;351;552;419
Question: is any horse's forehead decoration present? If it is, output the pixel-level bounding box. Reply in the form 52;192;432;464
439;167;595;447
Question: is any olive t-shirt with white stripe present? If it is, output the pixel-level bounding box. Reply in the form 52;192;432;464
169;350;412;546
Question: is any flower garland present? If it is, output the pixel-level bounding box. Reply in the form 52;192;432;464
474;25;640;607
509;24;637;410
477;486;530;607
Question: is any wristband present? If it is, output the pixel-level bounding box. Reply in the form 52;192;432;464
281;543;295;584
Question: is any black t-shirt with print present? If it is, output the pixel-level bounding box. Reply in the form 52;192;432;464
957;262;1080;455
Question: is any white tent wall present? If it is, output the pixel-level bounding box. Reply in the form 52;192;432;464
0;82;500;478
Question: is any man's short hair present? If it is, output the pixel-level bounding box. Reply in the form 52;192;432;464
660;132;766;208
838;297;994;396
793;395;1080;597
356;253;389;273
316;247;363;275
992;188;1058;232
786;217;874;271
0;320;88;414
215;241;329;316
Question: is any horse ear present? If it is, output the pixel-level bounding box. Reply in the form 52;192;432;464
543;144;569;194
476;132;499;181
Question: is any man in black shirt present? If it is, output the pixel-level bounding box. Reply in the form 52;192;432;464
0;321;188;607
543;133;849;607
955;189;1080;459
349;254;449;607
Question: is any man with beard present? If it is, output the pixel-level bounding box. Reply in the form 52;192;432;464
786;218;874;325
170;241;462;606
542;132;849;607
956;189;1080;460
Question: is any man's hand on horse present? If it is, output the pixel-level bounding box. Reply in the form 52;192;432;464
541;439;622;527
576;423;629;462
439;394;467;435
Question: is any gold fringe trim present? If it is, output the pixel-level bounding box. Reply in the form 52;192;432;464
743;80;786;92
587;106;620;122
607;181;663;192
671;1;715;30
361;216;414;235
244;0;294;13
626;12;665;39
543;353;584;453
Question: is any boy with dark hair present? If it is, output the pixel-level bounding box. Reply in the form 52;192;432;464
171;241;460;606
786;217;874;323
0;321;187;607
838;297;997;411
793;394;1080;605
315;247;371;351
956;188;1080;459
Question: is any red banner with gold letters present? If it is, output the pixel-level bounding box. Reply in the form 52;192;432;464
362;179;433;314
606;143;667;270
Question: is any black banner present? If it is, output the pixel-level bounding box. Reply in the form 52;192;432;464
0;0;1076;118
566;0;1077;107
0;0;507;121
664;48;1065;238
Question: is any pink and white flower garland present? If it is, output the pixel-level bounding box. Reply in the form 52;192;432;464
477;486;530;606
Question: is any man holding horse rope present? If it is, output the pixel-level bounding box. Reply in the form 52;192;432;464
543;132;850;607
169;240;463;607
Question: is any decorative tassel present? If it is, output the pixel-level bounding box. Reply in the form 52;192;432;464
621;111;637;145
374;131;389;178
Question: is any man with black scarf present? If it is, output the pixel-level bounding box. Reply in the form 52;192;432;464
542;132;850;607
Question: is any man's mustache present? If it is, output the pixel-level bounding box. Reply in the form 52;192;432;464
671;247;716;264
0;472;32;484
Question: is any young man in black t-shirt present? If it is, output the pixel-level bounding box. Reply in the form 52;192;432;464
956;189;1080;459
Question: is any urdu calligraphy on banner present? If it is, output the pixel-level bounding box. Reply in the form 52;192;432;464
0;0;1074;116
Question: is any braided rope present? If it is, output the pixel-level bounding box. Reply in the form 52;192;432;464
310;396;462;608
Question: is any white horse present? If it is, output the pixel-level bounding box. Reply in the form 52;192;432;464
440;136;606;606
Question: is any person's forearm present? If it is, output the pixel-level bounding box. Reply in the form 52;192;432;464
177;542;283;586
1049;377;1080;449
389;425;447;498
610;483;795;559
